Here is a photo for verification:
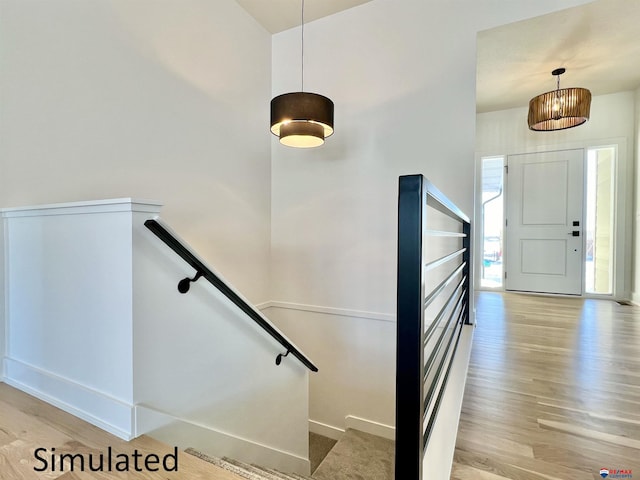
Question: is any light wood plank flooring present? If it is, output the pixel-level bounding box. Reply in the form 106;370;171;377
0;383;243;480
451;292;640;480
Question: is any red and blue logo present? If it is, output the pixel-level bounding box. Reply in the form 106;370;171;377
600;468;633;479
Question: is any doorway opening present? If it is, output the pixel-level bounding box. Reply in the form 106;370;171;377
479;146;618;296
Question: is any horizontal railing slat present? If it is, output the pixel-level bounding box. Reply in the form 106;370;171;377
425;229;467;238
424;262;465;309
423;177;471;224
424;247;467;272
422;291;465;386
423;298;465;417
422;311;465;452
423;276;466;347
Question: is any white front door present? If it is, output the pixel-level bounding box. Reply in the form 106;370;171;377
505;149;584;295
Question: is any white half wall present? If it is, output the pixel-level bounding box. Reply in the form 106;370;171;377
1;199;161;439
133;217;311;475
2;200;313;472
0;0;272;304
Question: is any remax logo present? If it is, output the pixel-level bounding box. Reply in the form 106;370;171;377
599;469;633;479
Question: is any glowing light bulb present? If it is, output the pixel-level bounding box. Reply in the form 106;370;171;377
551;93;564;120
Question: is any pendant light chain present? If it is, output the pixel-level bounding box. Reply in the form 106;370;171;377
301;0;305;92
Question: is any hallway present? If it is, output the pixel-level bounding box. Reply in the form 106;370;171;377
451;292;640;480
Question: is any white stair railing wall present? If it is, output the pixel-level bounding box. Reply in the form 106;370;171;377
0;198;312;476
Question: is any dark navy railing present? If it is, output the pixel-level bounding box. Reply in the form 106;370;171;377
395;174;472;479
145;218;318;373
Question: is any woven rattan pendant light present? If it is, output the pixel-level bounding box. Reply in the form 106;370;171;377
270;0;334;148
528;68;591;131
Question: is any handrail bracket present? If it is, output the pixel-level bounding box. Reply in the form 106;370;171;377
178;271;204;294
275;350;291;366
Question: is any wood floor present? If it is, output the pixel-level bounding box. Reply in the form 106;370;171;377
0;382;243;479
2;291;639;480
451;292;640;480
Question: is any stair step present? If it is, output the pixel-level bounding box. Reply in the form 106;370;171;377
185;427;394;480
184;448;312;480
184;449;265;480
224;457;302;480
250;464;310;480
312;428;394;480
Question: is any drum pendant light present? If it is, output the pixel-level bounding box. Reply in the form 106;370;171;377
270;0;334;148
528;68;591;131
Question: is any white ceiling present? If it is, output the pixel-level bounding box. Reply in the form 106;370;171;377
235;0;373;34
478;0;640;112
237;0;640;113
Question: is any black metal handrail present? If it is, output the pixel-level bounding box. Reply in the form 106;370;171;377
395;174;472;479
144;218;318;373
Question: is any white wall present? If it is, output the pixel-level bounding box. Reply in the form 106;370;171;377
0;0;272;303
1;200;159;439
263;306;396;438
633;87;640;304
477;91;636;299
133;216;310;474
269;0;594;442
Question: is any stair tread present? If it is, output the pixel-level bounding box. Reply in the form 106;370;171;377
185;449;313;480
223;458;287;480
185;449;267;480
224;457;313;480
185;428;393;480
312;429;394;480
250;464;310;480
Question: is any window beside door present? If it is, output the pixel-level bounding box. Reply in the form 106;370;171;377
480;156;504;288
585;146;616;295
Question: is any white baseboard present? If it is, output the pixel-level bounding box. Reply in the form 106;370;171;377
3;357;134;440
630;292;640;306
308;419;345;440
310;416;395;441
345;415;395;440
137;405;311;476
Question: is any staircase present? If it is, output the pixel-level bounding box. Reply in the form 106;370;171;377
185;428;394;480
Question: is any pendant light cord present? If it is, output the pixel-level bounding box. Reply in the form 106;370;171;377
301;0;305;92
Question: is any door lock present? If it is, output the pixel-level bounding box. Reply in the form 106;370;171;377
568;231;580;236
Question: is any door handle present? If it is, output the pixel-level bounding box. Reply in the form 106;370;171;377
568;231;580;236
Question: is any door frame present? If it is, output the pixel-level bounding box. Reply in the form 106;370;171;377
474;137;630;300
